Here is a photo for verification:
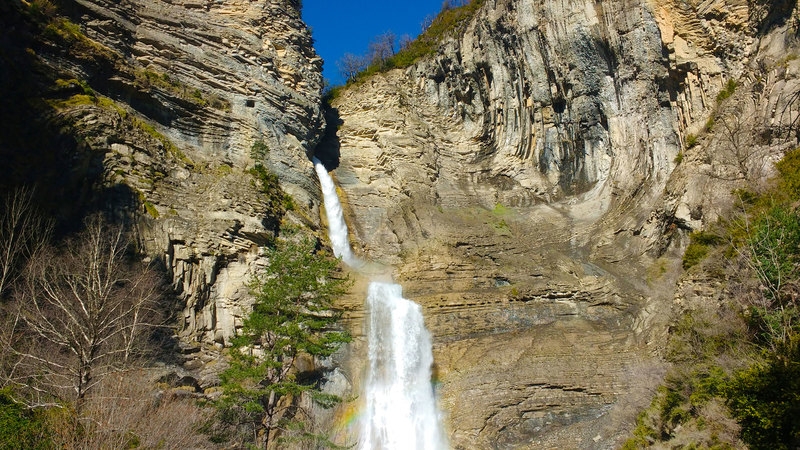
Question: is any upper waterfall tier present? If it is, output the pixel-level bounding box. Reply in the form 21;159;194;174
313;157;363;268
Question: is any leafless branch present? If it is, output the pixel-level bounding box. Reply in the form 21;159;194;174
0;186;52;298
6;215;165;407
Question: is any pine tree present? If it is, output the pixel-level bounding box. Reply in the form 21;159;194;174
217;235;351;449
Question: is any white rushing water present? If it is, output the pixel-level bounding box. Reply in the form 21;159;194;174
360;282;449;450
313;157;362;268
312;157;448;450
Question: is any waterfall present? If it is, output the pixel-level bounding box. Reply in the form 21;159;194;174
313;158;362;268
312;157;449;449
360;282;449;450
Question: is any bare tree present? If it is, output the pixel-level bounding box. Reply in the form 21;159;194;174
368;31;396;65
440;0;471;11
0;187;52;299
5;215;163;408
336;52;368;82
421;13;436;32
399;33;413;51
700;96;775;185
716;102;765;181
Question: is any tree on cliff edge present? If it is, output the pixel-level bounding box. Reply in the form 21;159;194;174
216;235;350;449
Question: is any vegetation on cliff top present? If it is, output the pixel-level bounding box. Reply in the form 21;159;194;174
327;0;484;100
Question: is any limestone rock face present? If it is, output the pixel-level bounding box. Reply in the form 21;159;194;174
6;0;800;446
325;0;800;447
73;0;324;193
43;0;326;348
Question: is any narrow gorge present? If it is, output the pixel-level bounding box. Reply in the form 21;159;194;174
1;0;799;448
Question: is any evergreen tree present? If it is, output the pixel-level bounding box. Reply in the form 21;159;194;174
217;235;350;449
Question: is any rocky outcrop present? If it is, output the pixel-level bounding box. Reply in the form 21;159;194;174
0;0;330;373
324;0;800;447
37;0;328;348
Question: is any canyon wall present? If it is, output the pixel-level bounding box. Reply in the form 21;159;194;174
1;0;328;386
67;0;326;351
326;0;800;447
3;0;799;447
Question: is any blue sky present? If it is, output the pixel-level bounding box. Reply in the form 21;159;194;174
302;0;444;86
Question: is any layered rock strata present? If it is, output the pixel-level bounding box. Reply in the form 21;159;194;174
325;0;800;447
54;0;327;352
4;0;800;446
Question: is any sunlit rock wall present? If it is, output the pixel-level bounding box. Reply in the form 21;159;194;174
326;0;800;447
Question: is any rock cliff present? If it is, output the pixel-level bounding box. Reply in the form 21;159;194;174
3;0;800;447
0;0;326;383
324;0;800;447
69;0;327;348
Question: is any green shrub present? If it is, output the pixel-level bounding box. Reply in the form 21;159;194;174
28;0;58;20
322;85;344;104
492;203;509;216
620;409;659;450
675;151;684;164
687;366;729;406
250;140;269;161
686;133;698;148
0;389;52;449
341;0;484;89
775;147;800;200
48;94;94;109
691;231;724;247
682;231;722;269
493;219;510;234
748;205;800;301
705;116;716;132
248;164;288;226
143;201;159;218
388;0;484;69
249;164;280;196
215;164;232;178
726;347;800;450
282;193;296;212
43;18;82;43
716;79;738;103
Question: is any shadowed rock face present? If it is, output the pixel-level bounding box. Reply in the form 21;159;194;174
68;0;327;355
2;0;327;365
325;0;800;447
